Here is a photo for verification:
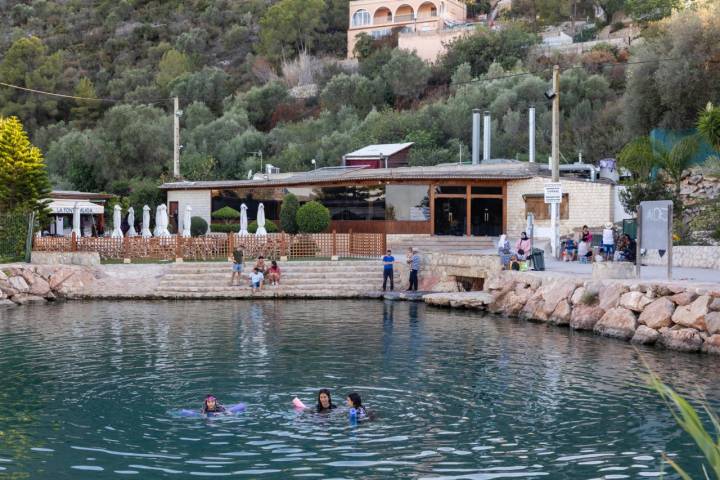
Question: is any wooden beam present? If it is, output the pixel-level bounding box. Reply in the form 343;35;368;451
430;183;435;235
466;184;472;237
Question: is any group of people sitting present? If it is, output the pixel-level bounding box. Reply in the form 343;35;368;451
562;224;636;263
201;390;368;418
230;248;281;292
497;231;532;271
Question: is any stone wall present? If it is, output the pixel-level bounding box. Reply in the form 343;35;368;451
0;264;100;307
506;177;615;238
473;271;720;355
679;167;720;226
644;246;720;270
31;251;101;266
418;252;502;291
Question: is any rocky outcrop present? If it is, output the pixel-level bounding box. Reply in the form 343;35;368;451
459;270;720;356
0;264;101;306
595;307;637;340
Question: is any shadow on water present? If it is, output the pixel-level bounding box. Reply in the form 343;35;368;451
0;299;718;479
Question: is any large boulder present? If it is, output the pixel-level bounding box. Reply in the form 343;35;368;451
671;295;711;331
709;297;720;312
0;279;18;296
570;304;605;330
48;267;75;290
619;291;653;312
707;312;720;335
540;280;578;316
631;325;660;345
520;294;548;322
550;299;572;326
594;307;638;340
28;277;51;297
10;294;47;305
670;291;697;306
501;287;533;316
659;327;703;353
598;284;629;311
7;276;29;293
570;287;586;305
702;334;720;355
638;297;675;329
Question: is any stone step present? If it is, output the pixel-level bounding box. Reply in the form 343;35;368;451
152;289;380;299
156;281;392;291
170;260;378;269
168;265;382;274
160;271;391;281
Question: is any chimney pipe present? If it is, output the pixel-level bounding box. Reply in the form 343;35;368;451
528;106;536;163
483;111;491;162
472;109;480;165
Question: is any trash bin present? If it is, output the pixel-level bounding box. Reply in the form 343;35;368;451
531;248;545;271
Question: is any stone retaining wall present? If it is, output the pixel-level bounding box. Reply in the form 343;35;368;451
474;271;720;355
0;264;100;307
644;247;720;270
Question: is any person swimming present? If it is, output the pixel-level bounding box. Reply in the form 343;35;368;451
201;395;226;415
346;392;367;420
316;389;337;413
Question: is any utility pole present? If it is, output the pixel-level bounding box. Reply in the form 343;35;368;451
551;65;560;258
173;96;181;179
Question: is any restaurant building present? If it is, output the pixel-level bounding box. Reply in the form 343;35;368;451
44;191;113;236
160;160;623;240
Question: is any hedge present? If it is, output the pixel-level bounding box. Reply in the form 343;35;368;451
296;201;330;233
211;206;240;223
249;219;278;233
190;216;208;236
280;193;299;234
210;223;240;233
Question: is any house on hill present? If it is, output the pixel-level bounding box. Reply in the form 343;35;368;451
347;0;476;61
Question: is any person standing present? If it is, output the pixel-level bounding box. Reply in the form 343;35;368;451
407;247;420;291
230;247;244;286
382;249;395;291
602;222;616;261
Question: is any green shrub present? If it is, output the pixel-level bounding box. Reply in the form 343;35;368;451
248;219;278;233
296;201;330;233
579;290;599;306
210;223;240;233
190;216;208;236
211;206;240;224
280;193;299;234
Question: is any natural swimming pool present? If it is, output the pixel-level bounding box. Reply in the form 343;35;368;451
0;300;718;479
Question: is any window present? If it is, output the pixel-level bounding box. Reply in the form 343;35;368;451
211;188;283;221
370;29;391;39
385;185;430;221
313;186;386;221
352;9;371;26
435;185;466;195
471;186;502;195
524;193;569;220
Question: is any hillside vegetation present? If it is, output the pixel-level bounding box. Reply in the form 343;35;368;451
0;0;718;211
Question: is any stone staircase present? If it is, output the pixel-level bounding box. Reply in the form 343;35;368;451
388;235;497;253
154;260;402;299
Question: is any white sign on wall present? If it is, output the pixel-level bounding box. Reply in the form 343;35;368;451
544;182;562;204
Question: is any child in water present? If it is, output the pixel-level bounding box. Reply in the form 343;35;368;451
346;392;367;420
316;388;337;413
201;395;226;415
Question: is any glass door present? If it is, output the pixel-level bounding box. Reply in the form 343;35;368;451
434;198;466;236
471;198;502;236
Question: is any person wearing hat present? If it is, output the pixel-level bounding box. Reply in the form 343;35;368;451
602;222;616;261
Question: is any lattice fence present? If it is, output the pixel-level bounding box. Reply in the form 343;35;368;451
32;232;385;261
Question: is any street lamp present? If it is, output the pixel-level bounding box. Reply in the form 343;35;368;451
311;158;317;170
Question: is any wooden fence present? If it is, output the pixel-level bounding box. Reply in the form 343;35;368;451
32;231;386;261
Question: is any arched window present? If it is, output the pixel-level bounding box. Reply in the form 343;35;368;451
352;9;371;26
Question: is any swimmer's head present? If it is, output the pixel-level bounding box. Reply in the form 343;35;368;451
346;392;362;408
317;389;332;409
205;395;217;408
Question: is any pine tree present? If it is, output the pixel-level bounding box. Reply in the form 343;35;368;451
0;116;52;213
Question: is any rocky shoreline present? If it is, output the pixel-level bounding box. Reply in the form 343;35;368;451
425;271;720;356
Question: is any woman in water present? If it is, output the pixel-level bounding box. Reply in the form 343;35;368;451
346;392;367;419
201;395;226;415
316;389;337;413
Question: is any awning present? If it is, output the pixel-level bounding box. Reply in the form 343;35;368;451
47;199;104;215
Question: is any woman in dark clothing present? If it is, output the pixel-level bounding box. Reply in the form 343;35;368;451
201;395;226;415
316;388;337;413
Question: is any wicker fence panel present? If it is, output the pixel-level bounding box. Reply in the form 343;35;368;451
33;232;385;260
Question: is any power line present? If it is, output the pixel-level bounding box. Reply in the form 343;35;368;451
0;81;174;105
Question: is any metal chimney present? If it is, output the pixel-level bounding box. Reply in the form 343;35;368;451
528;106;536;163
472;109;480;165
483;111;491;162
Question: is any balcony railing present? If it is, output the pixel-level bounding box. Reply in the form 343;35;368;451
373;16;393;25
394;14;415;22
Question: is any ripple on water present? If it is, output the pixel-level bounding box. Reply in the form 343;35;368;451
0;300;718;479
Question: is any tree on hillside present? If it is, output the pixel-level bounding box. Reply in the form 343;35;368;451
381;50;431;106
70;78;101;127
259;0;325;60
623;1;720;136
169;68;231;115
0;37;64;129
625;0;682;22
155;49;192;90
0;116;51;213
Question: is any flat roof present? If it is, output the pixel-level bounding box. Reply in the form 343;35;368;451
160;161;543;191
344;143;414;158
50;190;113;200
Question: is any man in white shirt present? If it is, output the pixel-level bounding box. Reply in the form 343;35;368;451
250;267;264;293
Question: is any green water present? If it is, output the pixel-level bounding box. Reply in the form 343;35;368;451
0;300;718;479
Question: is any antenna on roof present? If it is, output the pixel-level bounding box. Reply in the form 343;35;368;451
247;170;253;179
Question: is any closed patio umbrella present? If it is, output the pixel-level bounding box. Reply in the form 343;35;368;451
181;205;192;238
72;202;81;238
155;205;171;237
111;205;123;238
153;205;162;236
256;203;267;235
127;207;137;237
239;203;249;236
141;205;152;238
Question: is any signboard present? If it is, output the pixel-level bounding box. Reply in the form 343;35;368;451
544;182;562;204
54;207;96;214
640;200;672;250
